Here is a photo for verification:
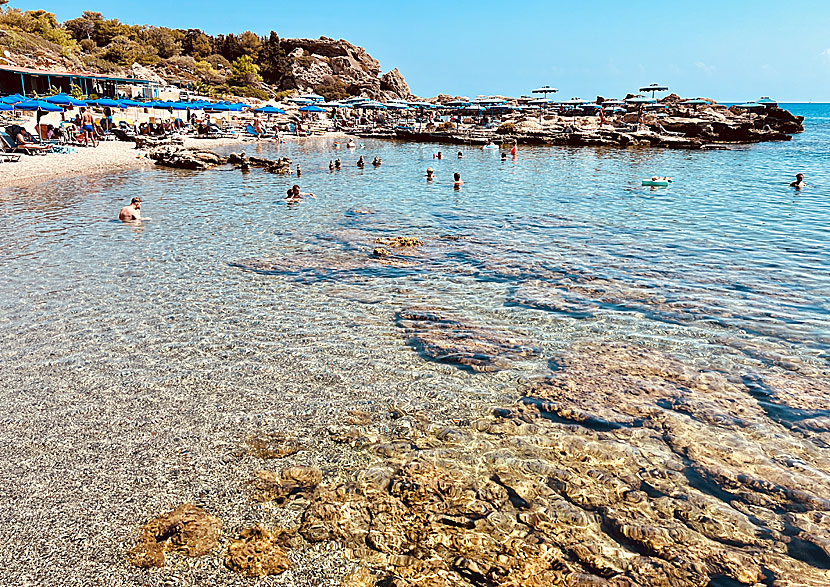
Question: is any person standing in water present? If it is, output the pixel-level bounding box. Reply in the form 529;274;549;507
119;197;143;222
426;167;434;181
790;173;805;189
453;172;464;188
510;141;518;159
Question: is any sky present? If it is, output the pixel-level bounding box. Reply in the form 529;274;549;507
12;0;830;102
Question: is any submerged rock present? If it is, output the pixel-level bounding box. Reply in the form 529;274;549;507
224;525;293;577
374;236;424;248
297;343;830;586
127;504;221;568
246;433;305;459
249;466;323;504
396;307;539;372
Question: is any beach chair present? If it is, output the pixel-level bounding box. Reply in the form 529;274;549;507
0;138;21;162
0;131;52;155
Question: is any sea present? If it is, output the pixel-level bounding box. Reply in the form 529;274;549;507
0;103;827;585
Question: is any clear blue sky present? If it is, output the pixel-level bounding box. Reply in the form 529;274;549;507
14;0;830;101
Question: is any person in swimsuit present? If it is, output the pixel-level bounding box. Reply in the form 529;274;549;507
119;197;142;222
426;167;434;181
79;107;97;147
453;172;464;188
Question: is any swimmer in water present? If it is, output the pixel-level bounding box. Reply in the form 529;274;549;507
329;160;335;171
296;165;302;177
790;173;805;189
286;184;316;202
453;172;464;188
334;158;341;169
457;151;463;159
119;197;143;222
426;167;434;181
372;157;382;167
347;139;356;148
357;155;365;168
501;152;507;161
436;151;443;160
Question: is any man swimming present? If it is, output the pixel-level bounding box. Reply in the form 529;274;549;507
286;185;316;202
453;172;464;188
790;173;805;189
119;197;143;222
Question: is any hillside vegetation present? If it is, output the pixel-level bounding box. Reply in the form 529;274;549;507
0;5;411;101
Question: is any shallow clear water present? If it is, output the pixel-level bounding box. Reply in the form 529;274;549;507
0;104;828;584
1;105;827;375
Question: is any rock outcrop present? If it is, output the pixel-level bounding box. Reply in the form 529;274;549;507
380;68;411;99
280;37;411;100
149;147;226;169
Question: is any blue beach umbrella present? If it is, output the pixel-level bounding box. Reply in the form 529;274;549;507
639;83;668;98
119;99;142;107
298;104;326;113
1;94;26;104
0;102;13;111
86;98;124;108
14;99;64;112
46;93;87;107
626;96;656;105
253;105;286;114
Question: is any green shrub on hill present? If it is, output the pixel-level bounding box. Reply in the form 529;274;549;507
228;85;268;100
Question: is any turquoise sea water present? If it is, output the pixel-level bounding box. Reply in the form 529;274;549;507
0;104;827;583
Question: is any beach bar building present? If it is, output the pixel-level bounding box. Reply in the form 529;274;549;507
0;65;159;99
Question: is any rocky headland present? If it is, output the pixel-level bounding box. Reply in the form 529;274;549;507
386;96;804;150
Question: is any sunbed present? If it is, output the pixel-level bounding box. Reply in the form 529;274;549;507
0;131;52;155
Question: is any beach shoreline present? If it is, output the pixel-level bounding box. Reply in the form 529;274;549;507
0;133;352;190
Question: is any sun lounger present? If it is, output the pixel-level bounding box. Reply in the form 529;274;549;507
658;124;685;137
0;150;21;162
0;131;52;155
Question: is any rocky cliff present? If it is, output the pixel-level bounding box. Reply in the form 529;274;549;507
280;37;411;100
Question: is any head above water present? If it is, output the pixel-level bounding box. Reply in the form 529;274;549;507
454;173;461;181
131;197;142;206
796;173;804;180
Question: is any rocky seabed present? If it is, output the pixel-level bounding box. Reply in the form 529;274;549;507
127;233;830;586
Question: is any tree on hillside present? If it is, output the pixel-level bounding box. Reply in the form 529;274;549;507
182;29;212;58
229;55;262;86
238;31;262;59
218;34;244;62
258;31;291;86
144;26;182;58
64;11;102;41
